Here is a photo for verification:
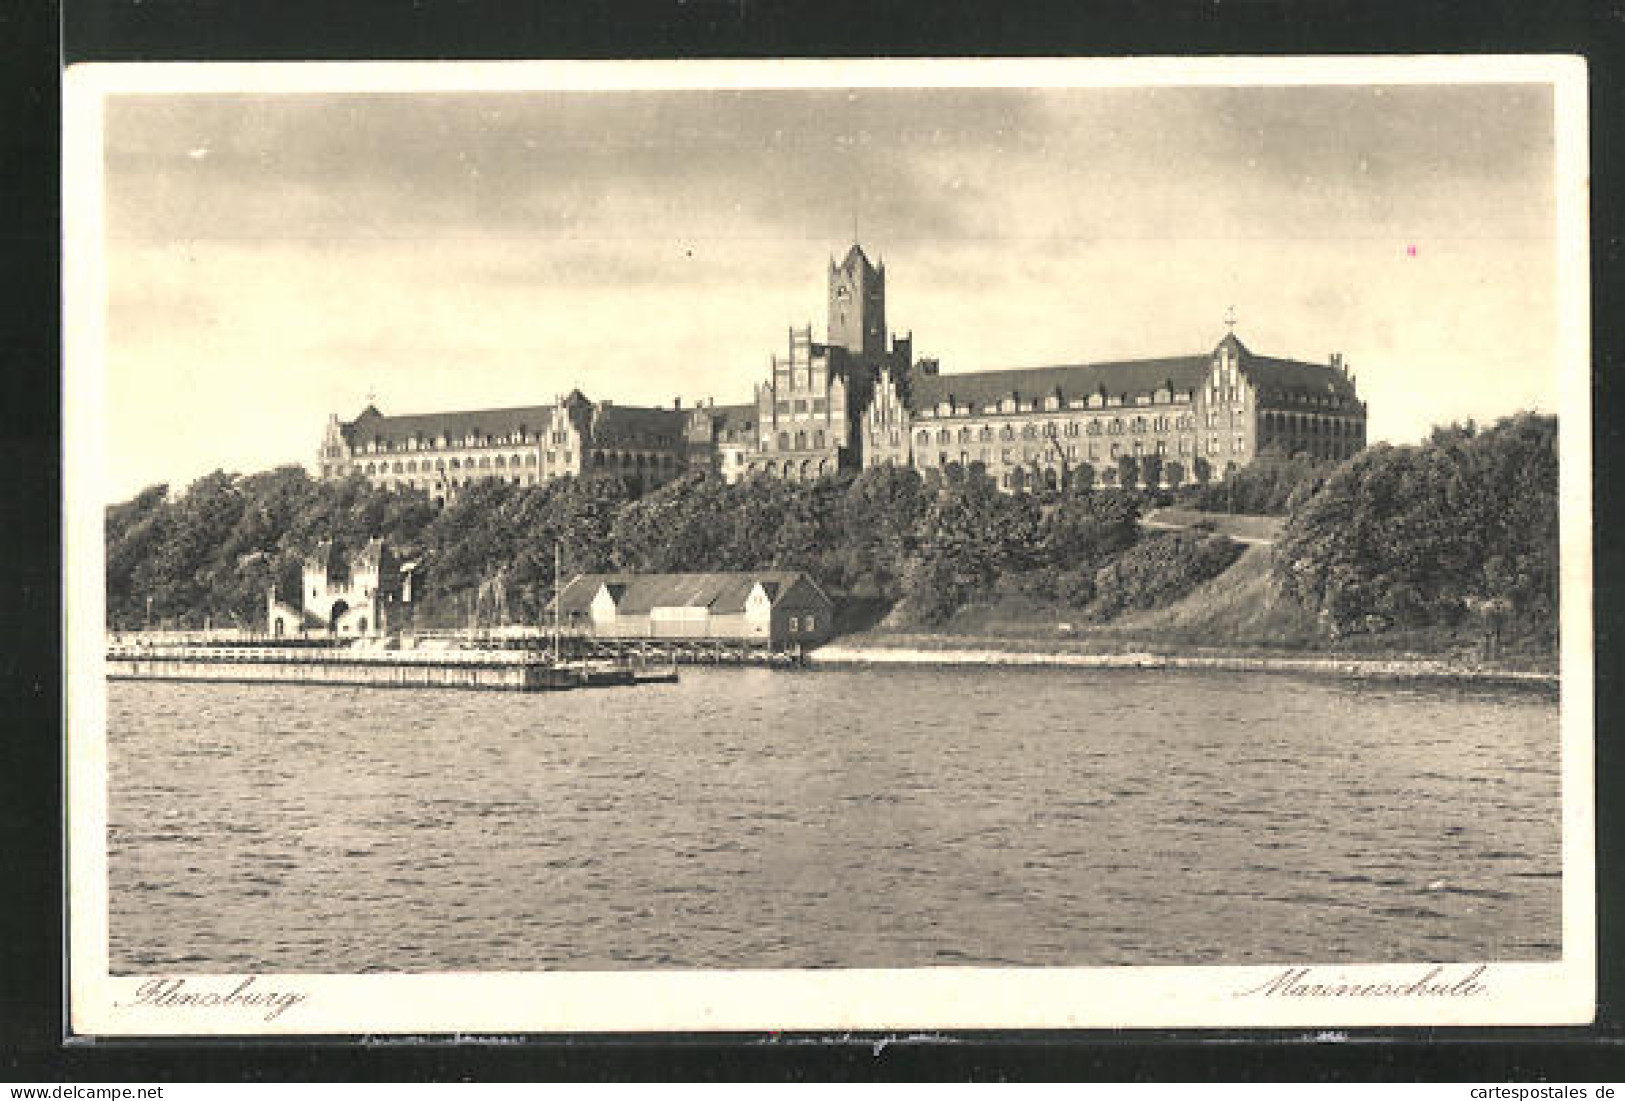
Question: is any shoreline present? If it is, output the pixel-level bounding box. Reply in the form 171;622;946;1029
806;643;1558;686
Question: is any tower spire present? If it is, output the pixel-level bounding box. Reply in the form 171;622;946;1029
1223;305;1238;334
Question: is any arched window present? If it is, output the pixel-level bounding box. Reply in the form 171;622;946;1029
814;430;826;449
937;428;950;445
980;426;993;442
795;430;807;449
917;430;930;448
449;458;460;469
958;427;972;444
1000;425;1015;441
780;432;792;451
1021;424;1037;440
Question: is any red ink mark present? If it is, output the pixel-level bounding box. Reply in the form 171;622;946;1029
1407;245;1417;257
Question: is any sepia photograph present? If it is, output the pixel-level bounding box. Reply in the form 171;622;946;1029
62;57;1592;1034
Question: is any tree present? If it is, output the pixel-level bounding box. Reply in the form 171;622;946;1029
1273;413;1557;646
1140;454;1164;491
1192;456;1212;485
1116;454;1139;492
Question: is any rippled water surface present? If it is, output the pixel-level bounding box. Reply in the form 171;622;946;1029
108;667;1561;972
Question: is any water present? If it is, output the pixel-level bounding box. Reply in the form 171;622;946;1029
107;667;1561;973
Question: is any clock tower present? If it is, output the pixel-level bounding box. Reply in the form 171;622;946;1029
827;242;886;360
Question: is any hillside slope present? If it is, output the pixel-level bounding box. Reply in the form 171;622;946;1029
1103;543;1322;647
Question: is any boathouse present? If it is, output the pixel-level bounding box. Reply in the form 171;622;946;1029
552;571;834;647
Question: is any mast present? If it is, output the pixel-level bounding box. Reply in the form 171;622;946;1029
552;540;562;661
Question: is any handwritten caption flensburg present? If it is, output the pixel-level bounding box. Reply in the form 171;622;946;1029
1236;964;1489;999
118;976;308;1021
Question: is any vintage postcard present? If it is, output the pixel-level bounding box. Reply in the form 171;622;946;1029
63;57;1593;1035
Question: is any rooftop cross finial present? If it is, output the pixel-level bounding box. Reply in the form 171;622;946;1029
365;384;377;406
1223;305;1238;334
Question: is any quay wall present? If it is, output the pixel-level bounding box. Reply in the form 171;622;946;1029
106;648;568;691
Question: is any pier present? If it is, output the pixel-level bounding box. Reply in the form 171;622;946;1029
107;644;584;692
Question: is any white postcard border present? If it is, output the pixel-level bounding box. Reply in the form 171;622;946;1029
63;55;1594;1036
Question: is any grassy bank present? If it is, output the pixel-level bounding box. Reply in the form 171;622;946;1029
839;545;1556;676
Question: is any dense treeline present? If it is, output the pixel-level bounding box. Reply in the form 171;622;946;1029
108;411;1559;651
1175;449;1342;516
1273;413;1558;647
105;463;1147;631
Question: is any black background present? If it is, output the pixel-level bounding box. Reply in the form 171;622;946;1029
5;0;1623;1081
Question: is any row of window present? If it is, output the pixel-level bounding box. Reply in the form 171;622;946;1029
773;398;831;416
363;454;539;475
770;429;830;451
922;388;1194;418
589;451;677;470
787;614;818;633
362;428;541;454
371;473;541;490
926;433;1248;467
1261;413;1362;436
914;414;1205;450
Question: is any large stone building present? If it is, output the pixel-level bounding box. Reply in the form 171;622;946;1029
319;389;691;505
317;242;1366;496
873;331;1365;492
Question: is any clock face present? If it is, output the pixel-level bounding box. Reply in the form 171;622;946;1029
835;285;851;301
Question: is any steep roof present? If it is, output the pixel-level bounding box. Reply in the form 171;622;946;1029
908;337;1361;411
837;242;878;272
589;404;688;447
909;356;1210;412
1242;355;1360;402
554;571;822;616
708;402;758;442
342;404;555;448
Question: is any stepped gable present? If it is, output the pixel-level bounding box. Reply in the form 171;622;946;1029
554;571;812;616
341;403;555;448
907;355;1211;412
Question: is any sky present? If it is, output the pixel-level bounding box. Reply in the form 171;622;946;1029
99;81;1560;502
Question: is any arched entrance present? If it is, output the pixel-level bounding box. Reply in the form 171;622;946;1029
328;599;349;633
